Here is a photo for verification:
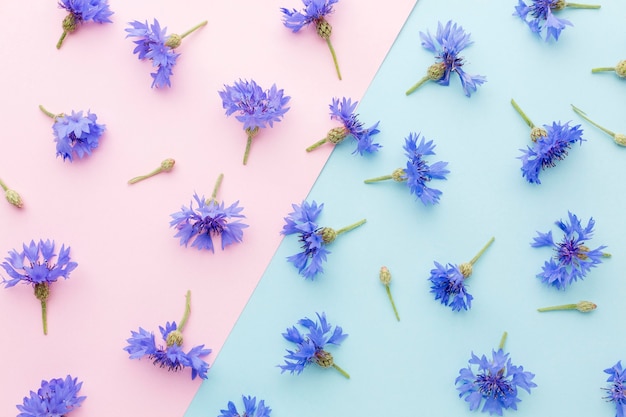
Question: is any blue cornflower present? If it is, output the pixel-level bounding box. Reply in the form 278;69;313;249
364;132;449;205
126;19;207;88
531;211;609;290
1;239;78;334
219;79;291;165
456;333;536;415
39;105;106;162
604;361;626;417
219;395;272;417
56;0;113;49
514;0;600;42
280;0;342;79
279;312;349;378
428;237;494;312
16;375;86;417
281;200;366;280
170;174;248;253
406;21;486;97
306;97;381;155
124;291;211;380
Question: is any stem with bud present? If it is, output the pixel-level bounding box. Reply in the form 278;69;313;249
128;159;175;184
537;301;597;313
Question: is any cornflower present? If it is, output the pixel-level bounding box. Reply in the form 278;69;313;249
56;0;113;49
128;158;176;184
379;266;400;321
218;395;271;417
0;177;23;208
603;361;626;417
571;104;626;146
16;375;86;416
537;300;597;312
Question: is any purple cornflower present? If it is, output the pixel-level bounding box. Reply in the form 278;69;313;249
219;395;272;417
56;0;113;49
603;361;626;417
280;0;342;79
219;79;290;165
126;19;207;88
16;375;86;417
514;0;600;42
279;312;349;378
170;174;248;252
428;237;494;311
281;200;366;280
124;291;211;380
364;132;449;205
456;333;536;415
531;211;608;290
1;239;78;334
406;21;486;97
306;97;380;155
39;105;106;162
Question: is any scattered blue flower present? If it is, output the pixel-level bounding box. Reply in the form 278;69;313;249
53;110;106;162
603;361;626;417
513;0;599;41
279;312;349;378
330;97;380;155
429;262;473;311
219;395;272;417
531;211;608;290
56;0;113;49
456;348;536;415
16;375;86;417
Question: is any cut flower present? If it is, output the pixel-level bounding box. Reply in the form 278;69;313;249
603;361;626;417
16;375;86;416
56;0;113;49
218;395;271;417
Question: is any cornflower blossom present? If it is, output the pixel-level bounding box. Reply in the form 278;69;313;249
511;99;584;184
1;239;78;334
219;79;291;165
281;200;366;280
218;395;272;417
39;105;106;162
514;0;600;42
170;174;248;252
0;177;23;208
124;291;211;380
531;211;609;290
16;375;86;417
280;0;342;79
571;104;626;147
429;237;494;312
603;361;626;417
126;19;207;88
406;21;486;97
364;133;449;205
306;97;381;155
456;332;536;415
279;312;349;378
56;0;113;49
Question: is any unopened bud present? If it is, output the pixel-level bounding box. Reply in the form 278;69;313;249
616;60;626;78
379;266;392;285
5;189;23;208
576;301;597;312
614;133;626;146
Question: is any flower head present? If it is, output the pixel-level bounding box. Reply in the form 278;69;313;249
56;0;113;48
49;109;106;162
219;395;272;417
329;97;381;155
401;133;449;204
16;375;86;417
279;312;349;377
531;211;608;289
429;262;473;311
280;0;338;32
514;0;573;41
603;361;626;417
456;349;536;415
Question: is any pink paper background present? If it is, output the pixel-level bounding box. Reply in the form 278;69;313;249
0;1;415;416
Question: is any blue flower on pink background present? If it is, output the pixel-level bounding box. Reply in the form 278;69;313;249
56;0;113;48
280;0;338;32
16;375;86;417
330;97;381;155
604;361;626;417
52;110;106;162
219;395;272;417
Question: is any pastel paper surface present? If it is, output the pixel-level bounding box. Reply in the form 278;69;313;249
0;0;414;416
186;0;626;416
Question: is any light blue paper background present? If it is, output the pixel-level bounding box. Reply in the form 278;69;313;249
186;0;626;415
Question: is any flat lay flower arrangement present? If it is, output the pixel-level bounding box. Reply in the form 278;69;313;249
2;0;626;416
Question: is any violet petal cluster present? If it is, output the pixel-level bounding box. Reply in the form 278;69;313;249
514;0;573;41
401;132;449;204
16;375;86;417
429;262;472;311
604;361;626;417
59;0;113;25
329;97;381;155
280;0;338;32
219;395;272;417
52;110;106;162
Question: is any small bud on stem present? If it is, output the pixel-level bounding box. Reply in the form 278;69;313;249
128;158;176;184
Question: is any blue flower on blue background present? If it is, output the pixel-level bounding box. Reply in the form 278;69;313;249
16;375;86;417
219;395;272;417
403;133;449;204
456;349;536;415
407;21;486;97
514;0;572;41
280;0;338;32
279;312;349;378
603;361;626;417
531;211;608;290
51;110;106;162
56;0;113;49
429;262;473;311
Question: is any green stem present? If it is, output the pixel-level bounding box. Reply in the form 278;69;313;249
128;168;162;184
41;299;48;335
332;363;350;379
0;178;8;192
498;331;508;350
39;105;57;119
510;99;535;129
56;31;68;49
571;104;615;137
326;38;342;80
335;219;366;236
178;290;192;332
306;137;328;152
364;174;393;184
180;21;208;39
565;2;601;8
211;173;224;201
537;303;578;312
469;237;495;265
243;134;253;165
385;285;400;321
405;75;430;96
591;67;615;73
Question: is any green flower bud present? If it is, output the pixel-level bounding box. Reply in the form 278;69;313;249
379;266;392;285
165;33;182;49
614;133;626;146
5;189;23;208
62;13;77;33
616;60;626;78
576;301;597;312
427;62;446;81
327;126;348;145
315;19;332;40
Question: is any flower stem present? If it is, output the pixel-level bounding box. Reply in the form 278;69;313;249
405;75;430;96
538;301;597;312
385;285;400;321
469;237;495;265
0;178;7;192
180;21;208;39
178;290;192;332
591;67;615;73
306;138;328;152
565;2;601;8
39;105;57;119
498;331;508;350
325;38;342;80
510;99;535;129
211;173;224;201
335;219;366;236
538;303;577;312
332;363;350;379
571;104;615;137
41;299;48;335
56;31;68;49
364;174;393;183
